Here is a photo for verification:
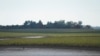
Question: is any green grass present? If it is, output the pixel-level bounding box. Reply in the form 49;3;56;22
0;30;100;47
0;36;100;47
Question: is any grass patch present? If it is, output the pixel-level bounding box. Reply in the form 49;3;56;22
0;31;100;48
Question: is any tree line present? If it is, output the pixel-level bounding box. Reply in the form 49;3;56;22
0;20;91;29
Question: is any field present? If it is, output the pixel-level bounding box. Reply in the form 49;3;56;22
0;29;100;49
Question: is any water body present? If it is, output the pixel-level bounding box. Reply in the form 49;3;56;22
0;47;100;56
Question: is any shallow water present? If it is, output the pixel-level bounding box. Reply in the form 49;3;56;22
23;36;44;38
0;36;44;40
0;39;9;40
0;47;100;56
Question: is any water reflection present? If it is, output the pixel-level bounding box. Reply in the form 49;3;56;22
0;47;100;56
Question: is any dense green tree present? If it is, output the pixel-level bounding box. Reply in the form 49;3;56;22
37;20;43;28
66;21;73;28
75;21;83;28
0;20;92;29
46;22;54;28
85;25;91;29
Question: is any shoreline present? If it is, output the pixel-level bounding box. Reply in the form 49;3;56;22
0;45;100;51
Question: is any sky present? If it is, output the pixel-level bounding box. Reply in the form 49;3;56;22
0;0;100;26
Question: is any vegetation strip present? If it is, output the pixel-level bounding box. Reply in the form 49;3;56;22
0;31;100;49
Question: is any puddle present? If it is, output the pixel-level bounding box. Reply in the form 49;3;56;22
23;36;45;38
0;36;45;40
0;39;9;40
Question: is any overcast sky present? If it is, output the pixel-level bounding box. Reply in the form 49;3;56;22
0;0;100;26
